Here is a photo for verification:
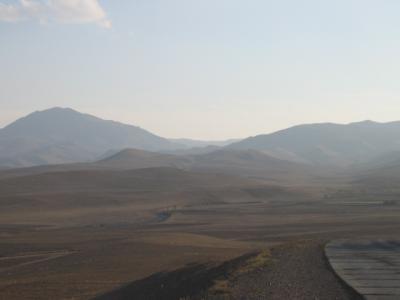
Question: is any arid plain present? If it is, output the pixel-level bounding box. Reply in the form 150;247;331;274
1;162;400;299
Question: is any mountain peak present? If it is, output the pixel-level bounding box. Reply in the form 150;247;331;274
0;108;181;168
44;107;76;112
31;107;80;116
2;106;96;132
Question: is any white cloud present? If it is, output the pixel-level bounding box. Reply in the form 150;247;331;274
0;0;111;28
0;2;25;22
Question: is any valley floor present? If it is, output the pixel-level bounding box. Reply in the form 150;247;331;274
1;196;400;299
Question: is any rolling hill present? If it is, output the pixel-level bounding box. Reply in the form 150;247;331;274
0;166;265;225
0;147;314;185
95;148;314;183
97;148;191;169
169;138;240;148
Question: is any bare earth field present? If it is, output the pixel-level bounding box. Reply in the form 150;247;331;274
1;168;400;299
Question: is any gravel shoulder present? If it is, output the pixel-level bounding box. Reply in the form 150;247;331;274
230;240;363;300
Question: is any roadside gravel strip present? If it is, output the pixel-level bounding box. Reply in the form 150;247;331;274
230;240;363;300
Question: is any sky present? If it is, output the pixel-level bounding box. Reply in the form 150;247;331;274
1;0;400;139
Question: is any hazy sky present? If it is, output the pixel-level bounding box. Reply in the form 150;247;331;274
1;0;400;139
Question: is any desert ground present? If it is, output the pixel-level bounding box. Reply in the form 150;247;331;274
1;166;400;299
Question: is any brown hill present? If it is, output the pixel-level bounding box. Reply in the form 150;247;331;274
0;147;316;185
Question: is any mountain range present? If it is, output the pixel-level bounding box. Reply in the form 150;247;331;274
2;107;400;172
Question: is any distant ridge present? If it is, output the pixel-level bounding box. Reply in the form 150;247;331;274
98;148;190;169
169;138;240;148
228;120;400;166
0;146;313;184
94;148;312;183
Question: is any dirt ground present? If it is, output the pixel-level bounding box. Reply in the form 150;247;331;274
2;197;400;299
1;168;400;299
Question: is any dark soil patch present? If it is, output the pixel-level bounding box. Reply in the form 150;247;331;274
93;252;256;300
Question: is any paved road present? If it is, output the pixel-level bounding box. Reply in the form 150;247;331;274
326;240;400;300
